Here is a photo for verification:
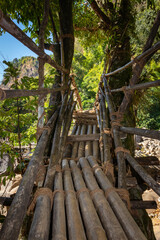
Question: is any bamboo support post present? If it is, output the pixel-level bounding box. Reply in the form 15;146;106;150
71;125;81;158
52;171;66;240
70;160;107;240
85;125;93;157
0;110;58;240
125;153;160;196
78;125;87;158
93;125;99;159
62;159;87;240
79;157;127;239
119;126;160;140
110;79;160;93
103;80;126;188
87;156;147;240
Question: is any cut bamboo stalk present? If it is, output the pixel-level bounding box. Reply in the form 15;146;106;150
85;125;93;157
63;125;77;158
78;125;87;158
87;156;147;240
0;110;58;240
79;157;127;240
28;194;51;240
62;159;86;240
0;87;67;101
71;125;81;158
125;153;160;196
52;171;66;240
119;126;160;140
93;125;99;159
70;160;107;240
67;133;100;142
45;93;68;189
110;79;160;93
103;82;126;188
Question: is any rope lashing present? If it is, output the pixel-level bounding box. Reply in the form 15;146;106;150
121;86;134;103
90;188;104;199
103;162;114;180
114;147;130;155
27;187;53;215
53;189;65;199
76;188;89;198
0;88;6;100
105;187;131;211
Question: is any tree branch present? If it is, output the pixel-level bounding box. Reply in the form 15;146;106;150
49;8;59;43
0;9;68;73
89;0;111;28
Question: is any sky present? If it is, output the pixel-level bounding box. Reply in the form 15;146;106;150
0;30;37;83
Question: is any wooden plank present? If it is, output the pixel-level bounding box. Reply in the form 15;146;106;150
119;126;160;140
67;133;100;142
131;200;157;209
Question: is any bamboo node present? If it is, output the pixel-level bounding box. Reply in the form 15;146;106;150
27;187;53;215
76;188;89;198
92;164;102;172
0;88;6;100
114;147;130;155
53;189;65;198
90;188;103;199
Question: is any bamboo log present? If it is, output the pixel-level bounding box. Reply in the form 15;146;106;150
62;159;86;240
67;133;100;142
0;87;67;101
111;80;160;93
85;125;93;157
103;82;126;188
135;156;159;166
71;125;81;158
0;110;58;240
52;171;66;240
99;95;104;163
119;126;160;140
125;153;160;196
78;125;87;158
44;93;68;189
79;157;127;239
131;200;157;209
63;125;77;158
87;156;147;240
28;194;51;240
93;125;99;159
70;160;107;240
0;10;68;73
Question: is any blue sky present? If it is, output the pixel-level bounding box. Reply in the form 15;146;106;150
0;31;37;83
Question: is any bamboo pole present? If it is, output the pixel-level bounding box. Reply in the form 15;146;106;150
69;160;107;240
125;153;160;196
103;81;126;188
62;159;86;240
119;126;160;140
0;110;58;240
93;125;99;159
85;125;93;157
78;125;87;158
67;133;100;142
99;94;104;163
110;79;160;93
87;156;147;240
71;125;81;158
0;87;66;101
79;157;127;240
63;125;77;158
52;171;66;240
131;201;157;209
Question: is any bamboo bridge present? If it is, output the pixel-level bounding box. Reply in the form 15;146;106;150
0;75;160;240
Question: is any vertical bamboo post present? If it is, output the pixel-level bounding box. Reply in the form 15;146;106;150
71;125;81;158
103;78;126;189
63;124;77;158
78;124;87;158
93;125;99;159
